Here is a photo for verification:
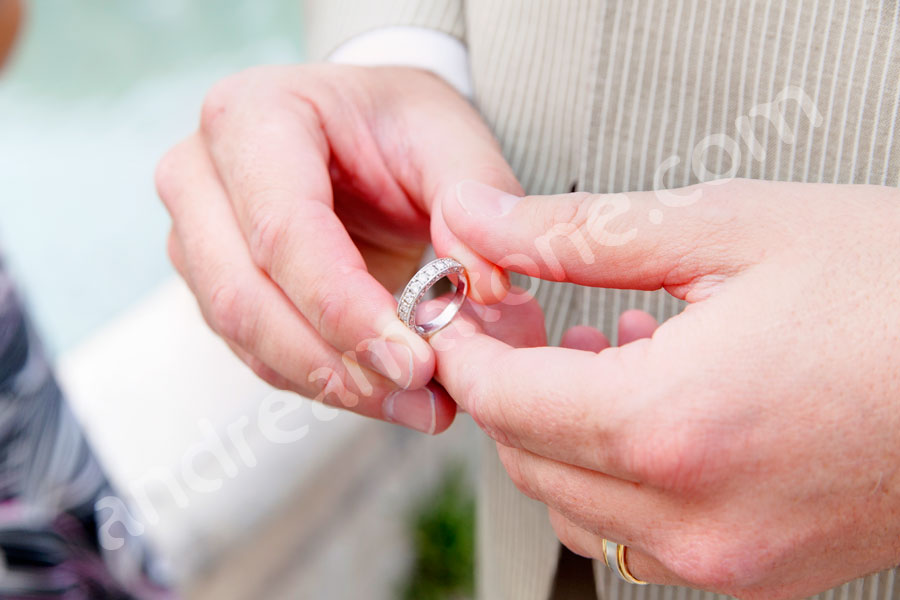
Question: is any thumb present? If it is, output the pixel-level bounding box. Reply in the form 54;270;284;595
431;193;515;305
405;87;524;304
443;179;765;298
427;165;523;305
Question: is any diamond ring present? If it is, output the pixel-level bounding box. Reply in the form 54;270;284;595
397;258;468;337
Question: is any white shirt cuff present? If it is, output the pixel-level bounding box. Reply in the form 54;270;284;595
328;26;473;99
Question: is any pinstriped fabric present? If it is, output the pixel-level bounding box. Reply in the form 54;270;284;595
306;1;900;598
582;0;900;194
477;432;560;600
304;0;464;59
466;0;604;196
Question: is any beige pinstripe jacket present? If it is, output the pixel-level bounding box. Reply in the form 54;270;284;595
305;1;900;598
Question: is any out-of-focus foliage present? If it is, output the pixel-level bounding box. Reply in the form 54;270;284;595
401;464;476;600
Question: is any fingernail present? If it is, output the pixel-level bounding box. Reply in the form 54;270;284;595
369;340;415;389
456;180;521;218
383;387;437;434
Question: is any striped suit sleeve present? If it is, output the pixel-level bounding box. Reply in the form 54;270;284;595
303;0;465;61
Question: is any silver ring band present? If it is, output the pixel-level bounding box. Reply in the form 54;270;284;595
603;539;623;580
602;539;647;585
397;258;468;337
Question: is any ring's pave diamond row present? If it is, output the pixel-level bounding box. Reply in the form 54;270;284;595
397;258;465;334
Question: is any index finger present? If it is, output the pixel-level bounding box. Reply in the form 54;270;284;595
201;68;434;389
429;308;652;482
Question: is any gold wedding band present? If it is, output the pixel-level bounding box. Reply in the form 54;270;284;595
602;539;648;585
617;543;648;585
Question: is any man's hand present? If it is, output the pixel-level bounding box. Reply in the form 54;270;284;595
155;65;521;433
431;178;900;598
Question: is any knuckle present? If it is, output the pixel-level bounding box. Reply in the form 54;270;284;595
547;510;577;546
650;519;777;595
200;65;307;139
244;355;290;391
311;283;348;341
537;194;582;240
308;364;358;409
207;280;258;347
630;437;693;492
670;553;730;591
496;447;536;499
309;366;338;402
627;421;721;493
661;534;764;594
154;145;188;206
199;74;243;137
246;206;290;272
463;376;517;447
551;525;590;558
552;192;594;230
459;376;488;424
531;194;605;277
